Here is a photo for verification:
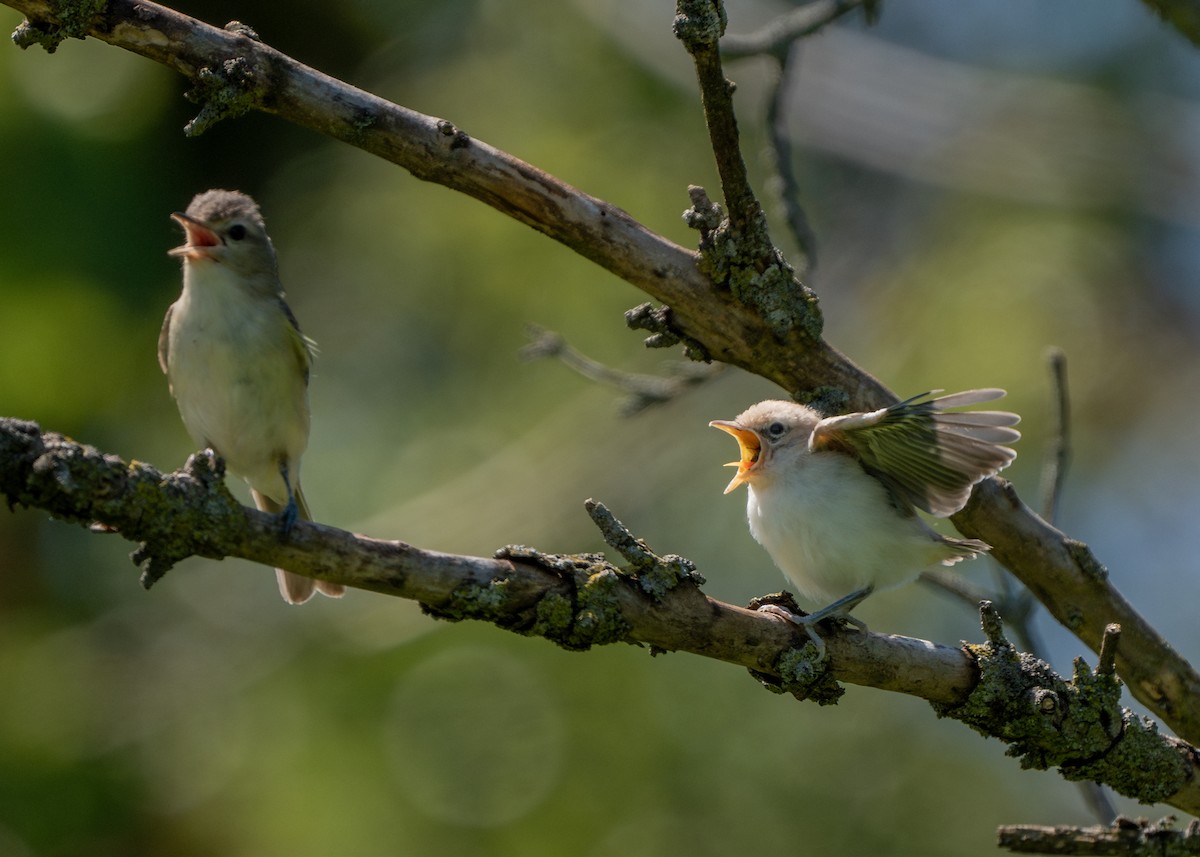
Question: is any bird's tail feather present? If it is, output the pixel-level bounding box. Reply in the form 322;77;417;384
938;535;991;565
251;486;346;604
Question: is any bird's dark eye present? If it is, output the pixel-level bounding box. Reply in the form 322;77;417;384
767;421;787;438
228;223;247;241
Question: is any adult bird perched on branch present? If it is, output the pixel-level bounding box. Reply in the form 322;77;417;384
710;389;1020;654
159;189;344;604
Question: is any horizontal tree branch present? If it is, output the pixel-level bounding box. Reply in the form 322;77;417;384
4;416;1200;815
0;417;972;699
999;816;1200;855
4;0;1199;752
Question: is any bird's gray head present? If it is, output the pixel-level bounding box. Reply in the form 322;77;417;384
169;189;280;289
709;400;820;494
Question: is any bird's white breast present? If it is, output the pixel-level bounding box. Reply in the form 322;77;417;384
745;451;948;604
165;261;308;503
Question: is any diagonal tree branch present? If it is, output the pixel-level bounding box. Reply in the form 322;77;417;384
4;0;1200;752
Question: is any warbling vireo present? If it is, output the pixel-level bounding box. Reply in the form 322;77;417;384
159;189;344;604
710;389;1020;653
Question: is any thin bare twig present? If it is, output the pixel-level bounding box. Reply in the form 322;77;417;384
1042;348;1072;523
720;0;869;59
764;41;818;275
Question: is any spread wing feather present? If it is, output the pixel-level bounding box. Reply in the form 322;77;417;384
811;389;1020;516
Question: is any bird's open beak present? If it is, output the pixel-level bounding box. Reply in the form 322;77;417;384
168;212;221;260
708;420;762;494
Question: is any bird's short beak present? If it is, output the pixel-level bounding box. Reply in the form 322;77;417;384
168;212;221;260
708;420;762;494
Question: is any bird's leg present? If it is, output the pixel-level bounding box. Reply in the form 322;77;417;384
758;585;875;659
277;459;299;535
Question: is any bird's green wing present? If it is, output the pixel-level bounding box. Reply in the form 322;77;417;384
157;304;172;376
810;389;1021;516
279;296;316;385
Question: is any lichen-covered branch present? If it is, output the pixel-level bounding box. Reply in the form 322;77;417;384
0;417;973;696
999;816;1200;855
952;480;1200;746
4;417;1200;814
3;0;1200;753
939;607;1200;814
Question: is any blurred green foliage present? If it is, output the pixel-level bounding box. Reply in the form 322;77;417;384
3;1;1200;855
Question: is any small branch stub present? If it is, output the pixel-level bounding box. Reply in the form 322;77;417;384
980;599;1010;648
625;301;710;361
184;56;262;136
435;119;471;151
584;499;705;600
1098;624;1121;677
682;185;822;342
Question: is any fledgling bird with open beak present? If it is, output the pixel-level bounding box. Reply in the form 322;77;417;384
159;189;344;604
710;389;1020;654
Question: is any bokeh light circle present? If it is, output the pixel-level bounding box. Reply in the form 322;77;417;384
384;645;566;827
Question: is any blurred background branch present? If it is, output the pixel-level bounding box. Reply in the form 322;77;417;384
520;323;724;415
720;0;870;58
1139;0;1200;46
761;40;819;277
